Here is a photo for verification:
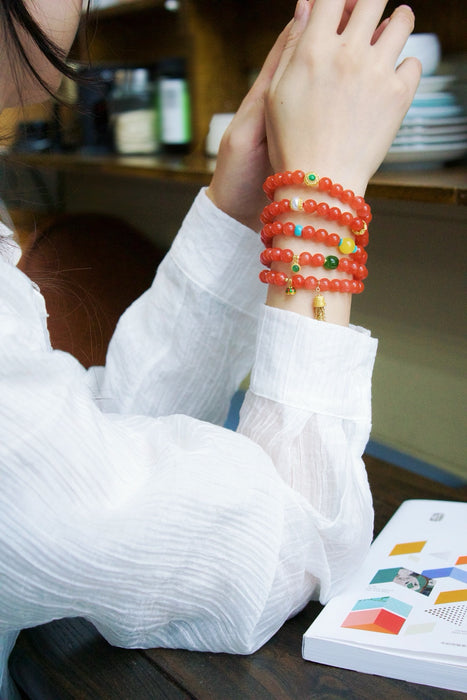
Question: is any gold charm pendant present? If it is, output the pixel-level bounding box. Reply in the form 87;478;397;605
312;287;325;321
285;278;296;296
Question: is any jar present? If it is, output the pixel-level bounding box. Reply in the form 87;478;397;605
109;68;159;155
157;58;191;154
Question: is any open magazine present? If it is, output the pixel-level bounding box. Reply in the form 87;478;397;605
302;500;467;692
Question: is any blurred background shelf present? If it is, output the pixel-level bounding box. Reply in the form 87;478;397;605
2;152;466;205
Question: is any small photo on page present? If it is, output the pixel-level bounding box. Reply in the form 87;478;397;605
370;567;435;597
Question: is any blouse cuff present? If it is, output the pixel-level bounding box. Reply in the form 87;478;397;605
168;188;266;315
250;306;378;421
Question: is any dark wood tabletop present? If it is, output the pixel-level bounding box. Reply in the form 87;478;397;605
9;455;467;700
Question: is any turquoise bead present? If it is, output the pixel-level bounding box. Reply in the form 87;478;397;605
294;225;303;237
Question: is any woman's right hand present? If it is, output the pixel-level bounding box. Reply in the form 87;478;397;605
265;0;422;196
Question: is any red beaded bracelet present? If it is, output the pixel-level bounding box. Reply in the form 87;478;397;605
260;247;368;280
259;269;364;294
260;221;369;258
263;170;372;223
259;267;364;322
260;197;369;239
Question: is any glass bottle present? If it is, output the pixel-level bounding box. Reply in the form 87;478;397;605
158;58;191;154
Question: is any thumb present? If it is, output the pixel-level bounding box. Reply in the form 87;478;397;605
269;0;314;90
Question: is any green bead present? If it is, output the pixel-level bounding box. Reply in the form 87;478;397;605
291;263;300;273
324;255;339;270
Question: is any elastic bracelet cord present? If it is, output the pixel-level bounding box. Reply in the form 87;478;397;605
260;221;369;258
262;170;372;222
260;248;368;280
260;198;370;239
259;269;364;294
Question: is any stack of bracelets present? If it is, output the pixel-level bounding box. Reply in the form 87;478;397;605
259;170;372;321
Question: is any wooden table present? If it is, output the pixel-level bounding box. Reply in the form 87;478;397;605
9;456;466;699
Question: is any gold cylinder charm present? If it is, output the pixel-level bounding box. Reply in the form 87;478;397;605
312;289;325;321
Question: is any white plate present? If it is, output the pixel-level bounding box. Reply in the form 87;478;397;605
391;133;467;148
412;91;457;106
385;141;467;164
405;104;463;118
393;132;467;145
402;115;467;128
397;126;467;139
416;75;456;93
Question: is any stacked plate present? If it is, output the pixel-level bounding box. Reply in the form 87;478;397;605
384;75;467;168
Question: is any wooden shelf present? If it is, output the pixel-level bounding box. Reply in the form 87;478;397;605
3;152;467;206
367;167;467;206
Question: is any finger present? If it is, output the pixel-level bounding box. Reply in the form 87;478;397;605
341;0;388;42
371;16;390;46
396;56;422;99
269;0;314;89
303;0;346;36
336;0;359;34
373;5;416;65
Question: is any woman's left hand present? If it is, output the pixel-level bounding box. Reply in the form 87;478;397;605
206;19;294;232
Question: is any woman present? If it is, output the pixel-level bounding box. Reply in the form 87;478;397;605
0;1;420;697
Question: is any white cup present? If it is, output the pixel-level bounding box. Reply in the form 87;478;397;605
206;113;235;157
397;33;441;76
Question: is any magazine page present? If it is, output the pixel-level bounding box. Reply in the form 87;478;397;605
303;500;467;668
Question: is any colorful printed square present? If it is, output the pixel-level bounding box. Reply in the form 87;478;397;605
341;597;412;635
389;540;426;556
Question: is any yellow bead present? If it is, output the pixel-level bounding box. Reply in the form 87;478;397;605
339;237;357;255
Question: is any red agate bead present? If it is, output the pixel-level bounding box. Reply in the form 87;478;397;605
318;177;332;192
339;211;353;227
303;199;317;213
272;220;283;235
340;279;351;293
331;183;343;199
299;251;313;266
316;202;330;217
302;225;315;239
292;274;305;288
328;207;341;221
292;169;305;184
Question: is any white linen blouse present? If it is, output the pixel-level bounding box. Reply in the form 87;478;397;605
0;190;377;699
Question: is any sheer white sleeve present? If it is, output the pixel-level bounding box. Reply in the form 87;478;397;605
0;196;376;700
95;189;266;424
